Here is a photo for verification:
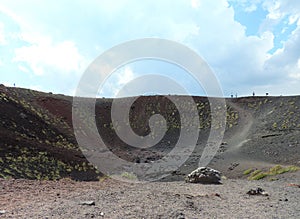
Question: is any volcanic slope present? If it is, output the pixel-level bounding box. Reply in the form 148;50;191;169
0;84;299;180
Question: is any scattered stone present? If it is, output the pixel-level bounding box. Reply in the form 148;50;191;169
135;157;141;163
185;167;222;184
213;193;221;197
85;213;95;218
0;210;6;215
287;183;300;188
221;175;228;180
79;201;95;206
279;198;288;202
19;112;27;119
228;162;239;171
185;194;193;199
185;200;195;209
173;212;185;219
247;187;268;196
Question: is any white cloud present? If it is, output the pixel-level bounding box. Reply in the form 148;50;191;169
117;66;135;86
262;0;300;81
261;28;300;94
179;1;275;91
169;21;200;42
0;22;6;45
17;65;29;73
287;56;300;80
1;2;88;79
7;0;277;95
215;0;300;95
13;34;87;76
0;3;27;28
191;0;201;9
97;66;137;97
289;14;299;25
282;51;300;80
1;0;300;96
264;1;282;20
262;0;300;25
244;4;257;12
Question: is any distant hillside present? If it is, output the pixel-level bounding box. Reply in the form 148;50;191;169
0;84;299;180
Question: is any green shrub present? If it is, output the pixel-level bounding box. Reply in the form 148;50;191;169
269;165;284;175
250;169;261;176
243;168;253;175
247;165;299;180
120;172;137;180
249;172;268;180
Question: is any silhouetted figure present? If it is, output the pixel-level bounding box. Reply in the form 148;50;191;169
253;91;255;96
13;83;15;87
266;93;269;96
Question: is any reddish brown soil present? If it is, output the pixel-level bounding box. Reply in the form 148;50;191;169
36;96;73;128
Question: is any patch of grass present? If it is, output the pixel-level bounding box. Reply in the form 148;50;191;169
247;165;300;180
0;146;98;180
98;175;110;182
269;165;299;175
249;172;268;180
243;168;253;175
249;169;262;176
120;172;138;181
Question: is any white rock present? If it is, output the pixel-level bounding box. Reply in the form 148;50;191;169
79;201;95;206
185;167;221;184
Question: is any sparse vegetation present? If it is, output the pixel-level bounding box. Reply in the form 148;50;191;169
1;86;300;182
249;172;268;180
120;172;138;180
243;168;253;175
246;165;300;180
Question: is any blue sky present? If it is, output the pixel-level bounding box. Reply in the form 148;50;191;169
0;0;300;97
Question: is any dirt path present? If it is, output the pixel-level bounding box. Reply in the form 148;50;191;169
225;100;254;152
208;100;262;177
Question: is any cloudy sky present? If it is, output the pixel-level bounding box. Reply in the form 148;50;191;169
0;0;300;97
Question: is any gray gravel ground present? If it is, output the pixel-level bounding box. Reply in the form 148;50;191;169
2;171;299;219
